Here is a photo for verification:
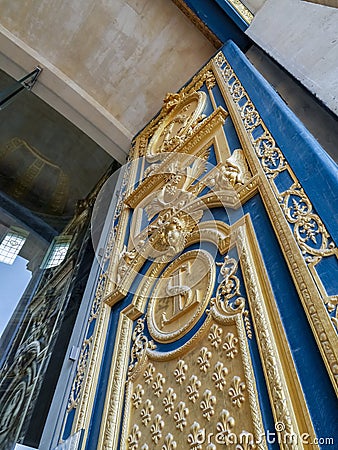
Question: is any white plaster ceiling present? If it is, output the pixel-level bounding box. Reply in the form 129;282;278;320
0;0;215;162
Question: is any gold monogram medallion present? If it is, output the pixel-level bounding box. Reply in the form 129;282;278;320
147;249;215;342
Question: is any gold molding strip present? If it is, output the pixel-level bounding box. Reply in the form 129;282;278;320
227;0;254;24
238;218;317;447
62;162;138;446
212;53;338;393
99;313;134;450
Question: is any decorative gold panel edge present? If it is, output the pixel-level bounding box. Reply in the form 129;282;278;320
212;55;338;393
67;157;140;445
72;306;111;441
227;0;254;24
234;313;265;447
237;216;318;448
98;313;134;450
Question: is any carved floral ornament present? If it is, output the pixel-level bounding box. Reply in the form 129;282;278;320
108;147;254;304
104;81;258;305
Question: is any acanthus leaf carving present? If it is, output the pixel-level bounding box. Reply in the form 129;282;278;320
128;319;156;382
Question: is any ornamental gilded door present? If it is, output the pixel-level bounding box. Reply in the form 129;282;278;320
62;42;337;450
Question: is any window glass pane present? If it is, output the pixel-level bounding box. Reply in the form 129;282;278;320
42;236;72;269
0;230;27;265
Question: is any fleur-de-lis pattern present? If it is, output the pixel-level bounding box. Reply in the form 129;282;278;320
144;363;155;385
215;409;236;446
162;387;177;414
208;324;223;348
140;399;154;426
173;401;189;431
223;332;239;359
126;249;261;447
150;414;164;444
128;424;141;450
125;309;264;450
174;360;188;384
229;376;246;408
197;347;211;373
236;431;257;450
212;361;228;391
186;375;201;403
126;319;260;448
132;384;144;409
187;421;205;450
162;433;177;450
200;389;216;421
152;372;166;397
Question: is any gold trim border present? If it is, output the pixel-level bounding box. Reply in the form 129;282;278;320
238;216;317;447
227;0;254;24
212;54;338;393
